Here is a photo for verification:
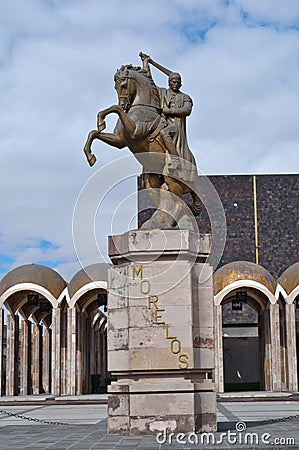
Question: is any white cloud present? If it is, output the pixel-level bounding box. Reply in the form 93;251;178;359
237;0;299;27
0;0;298;279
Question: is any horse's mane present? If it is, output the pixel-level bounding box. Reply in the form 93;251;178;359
115;64;146;78
114;64;160;107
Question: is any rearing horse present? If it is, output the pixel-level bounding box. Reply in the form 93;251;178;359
83;64;201;229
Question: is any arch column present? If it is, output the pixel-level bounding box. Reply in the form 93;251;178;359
101;328;108;383
214;303;224;393
51;308;61;396
84;315;91;393
82;314;87;393
279;306;287;391
0;308;4;396
32;323;43;394
94;326;100;388
90;324;95;382
42;326;51;393
20;319;31;395
100;330;104;384
96;327;101;376
104;330;108;381
285;303;298;391
67;307;76;395
60;308;67;395
76;311;83;394
270;302;282;391
6;313;19;396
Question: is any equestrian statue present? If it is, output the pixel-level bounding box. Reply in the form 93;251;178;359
83;52;202;230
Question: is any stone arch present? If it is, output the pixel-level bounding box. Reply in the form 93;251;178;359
65;264;108;395
215;279;276;306
0;265;66;398
214;261;281;393
0;287;56;397
69;281;107;309
277;262;299;391
0;283;58;309
214;261;277;299
0;264;66;301
67;263;108;305
219;286;273;392
277;262;299;301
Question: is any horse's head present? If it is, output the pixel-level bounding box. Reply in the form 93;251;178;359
114;65;136;112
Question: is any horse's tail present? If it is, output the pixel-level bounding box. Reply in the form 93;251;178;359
190;190;202;216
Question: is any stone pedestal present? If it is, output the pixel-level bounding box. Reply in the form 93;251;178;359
107;229;216;435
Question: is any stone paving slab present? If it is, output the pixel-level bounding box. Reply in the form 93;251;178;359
0;401;298;449
0;394;108;406
218;391;294;399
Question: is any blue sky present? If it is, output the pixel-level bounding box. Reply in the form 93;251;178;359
0;0;298;280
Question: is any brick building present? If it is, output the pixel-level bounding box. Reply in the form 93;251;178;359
197;174;298;277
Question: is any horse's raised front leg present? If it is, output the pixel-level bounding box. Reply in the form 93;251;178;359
83;104;136;167
97;105;137;138
83;129;101;166
83;128;126;167
94;132;125;149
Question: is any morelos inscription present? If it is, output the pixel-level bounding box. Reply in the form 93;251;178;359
132;264;190;369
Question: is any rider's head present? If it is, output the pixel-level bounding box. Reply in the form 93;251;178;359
168;72;182;92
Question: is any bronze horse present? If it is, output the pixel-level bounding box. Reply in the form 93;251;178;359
83;64;201;229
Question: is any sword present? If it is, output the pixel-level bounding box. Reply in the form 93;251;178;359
139;52;172;76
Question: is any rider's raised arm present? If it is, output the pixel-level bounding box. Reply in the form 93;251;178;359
139;52;174;78
139;52;152;79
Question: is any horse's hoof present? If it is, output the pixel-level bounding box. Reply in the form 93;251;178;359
97;121;106;132
88;154;97;167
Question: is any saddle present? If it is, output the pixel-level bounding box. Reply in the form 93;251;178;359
147;116;168;145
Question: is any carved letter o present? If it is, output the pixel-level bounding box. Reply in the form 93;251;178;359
170;339;181;354
140;280;150;294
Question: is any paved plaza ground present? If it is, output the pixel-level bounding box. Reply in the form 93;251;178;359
0;397;299;449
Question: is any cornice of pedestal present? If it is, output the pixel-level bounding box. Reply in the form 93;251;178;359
108;229;211;265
